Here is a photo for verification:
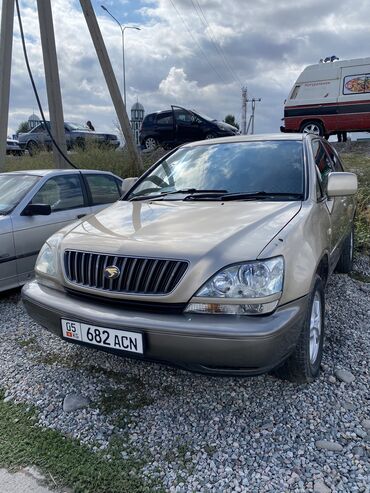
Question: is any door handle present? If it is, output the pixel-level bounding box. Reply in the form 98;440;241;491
77;214;86;219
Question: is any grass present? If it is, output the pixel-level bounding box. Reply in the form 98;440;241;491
349;271;370;283
339;149;370;253
0;390;155;493
4;143;167;178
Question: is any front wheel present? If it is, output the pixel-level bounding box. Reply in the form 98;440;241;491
26;141;39;156
300;121;325;137
274;275;325;383
144;136;158;150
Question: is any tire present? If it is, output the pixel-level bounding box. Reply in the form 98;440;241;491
274;275;325;383
75;137;86;150
300;121;325;137
336;227;354;274
144;137;158;150
26;141;39;156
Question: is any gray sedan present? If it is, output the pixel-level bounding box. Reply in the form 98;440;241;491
0;169;123;292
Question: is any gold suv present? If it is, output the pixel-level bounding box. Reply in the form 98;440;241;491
22;134;357;383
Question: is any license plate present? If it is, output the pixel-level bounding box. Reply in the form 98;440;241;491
61;319;143;354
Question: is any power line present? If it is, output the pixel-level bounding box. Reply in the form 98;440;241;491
169;0;228;85
191;0;242;86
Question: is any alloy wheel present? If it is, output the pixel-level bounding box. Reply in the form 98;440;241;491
309;291;322;364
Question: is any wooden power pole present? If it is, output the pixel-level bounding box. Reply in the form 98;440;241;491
80;0;143;174
0;0;15;171
37;0;68;168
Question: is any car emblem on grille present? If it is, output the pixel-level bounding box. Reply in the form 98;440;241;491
104;265;120;279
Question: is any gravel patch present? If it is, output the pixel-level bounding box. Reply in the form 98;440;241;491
0;255;369;492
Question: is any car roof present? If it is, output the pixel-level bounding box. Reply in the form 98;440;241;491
1;169;118;177
182;133;308;147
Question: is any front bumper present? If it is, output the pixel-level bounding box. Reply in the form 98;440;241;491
22;281;309;376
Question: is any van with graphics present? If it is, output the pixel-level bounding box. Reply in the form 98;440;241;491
281;57;370;137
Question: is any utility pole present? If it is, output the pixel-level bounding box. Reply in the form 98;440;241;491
241;86;247;135
37;0;68;168
246;98;261;135
80;0;143;174
0;0;15;171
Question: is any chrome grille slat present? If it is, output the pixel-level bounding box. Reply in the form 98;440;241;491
64;250;188;295
109;256;118;290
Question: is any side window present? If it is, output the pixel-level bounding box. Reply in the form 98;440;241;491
174;109;194;123
156;113;173;125
312;140;335;195
32;175;85;211
290;85;300;100
85;174;121;205
323;142;343;172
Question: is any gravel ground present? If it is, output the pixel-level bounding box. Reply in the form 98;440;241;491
0;256;369;493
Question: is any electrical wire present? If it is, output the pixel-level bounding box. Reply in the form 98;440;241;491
15;0;78;169
191;0;242;87
169;0;228;85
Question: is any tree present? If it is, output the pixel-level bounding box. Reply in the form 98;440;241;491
16;121;29;135
224;114;239;130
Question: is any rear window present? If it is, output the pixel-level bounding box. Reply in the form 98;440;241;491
142;114;155;126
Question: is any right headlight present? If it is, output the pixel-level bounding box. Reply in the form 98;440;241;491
185;256;284;315
35;233;63;279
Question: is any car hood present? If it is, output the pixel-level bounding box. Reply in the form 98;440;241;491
216;121;239;133
62;200;301;301
65;199;300;260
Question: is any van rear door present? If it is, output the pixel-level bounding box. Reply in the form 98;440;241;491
337;65;370;131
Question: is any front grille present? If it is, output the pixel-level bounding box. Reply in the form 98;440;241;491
64;250;188;295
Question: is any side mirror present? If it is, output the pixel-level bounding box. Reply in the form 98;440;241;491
22;203;52;216
121;177;138;194
327;172;358;197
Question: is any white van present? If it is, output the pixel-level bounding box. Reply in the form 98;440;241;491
281;57;370;137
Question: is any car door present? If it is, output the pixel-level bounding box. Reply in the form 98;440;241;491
83;173;123;214
311;139;347;267
0;216;17;291
11;174;91;284
171;105;203;144
323;141;355;239
154;111;175;146
337;66;370;131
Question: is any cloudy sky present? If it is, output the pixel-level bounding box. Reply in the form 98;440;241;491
5;0;370;137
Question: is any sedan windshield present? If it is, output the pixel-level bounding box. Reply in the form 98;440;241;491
128;140;304;201
0;174;40;214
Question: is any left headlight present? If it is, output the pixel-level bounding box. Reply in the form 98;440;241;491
35;233;63;279
185;257;284;315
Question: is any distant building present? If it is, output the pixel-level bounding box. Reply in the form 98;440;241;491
28;113;40;129
130;101;144;146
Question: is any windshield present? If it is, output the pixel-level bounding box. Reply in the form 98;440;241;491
0;174;40;214
67;122;90;131
128;140;304;200
194;112;216;122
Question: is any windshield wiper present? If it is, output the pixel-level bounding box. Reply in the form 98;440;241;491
218;191;303;201
129;189;228;201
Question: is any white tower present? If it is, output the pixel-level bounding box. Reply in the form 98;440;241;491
130;101;144;146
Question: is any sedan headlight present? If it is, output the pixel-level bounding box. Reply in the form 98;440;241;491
185;257;284;315
35;233;63;279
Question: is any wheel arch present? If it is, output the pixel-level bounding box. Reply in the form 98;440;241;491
299;119;326;135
